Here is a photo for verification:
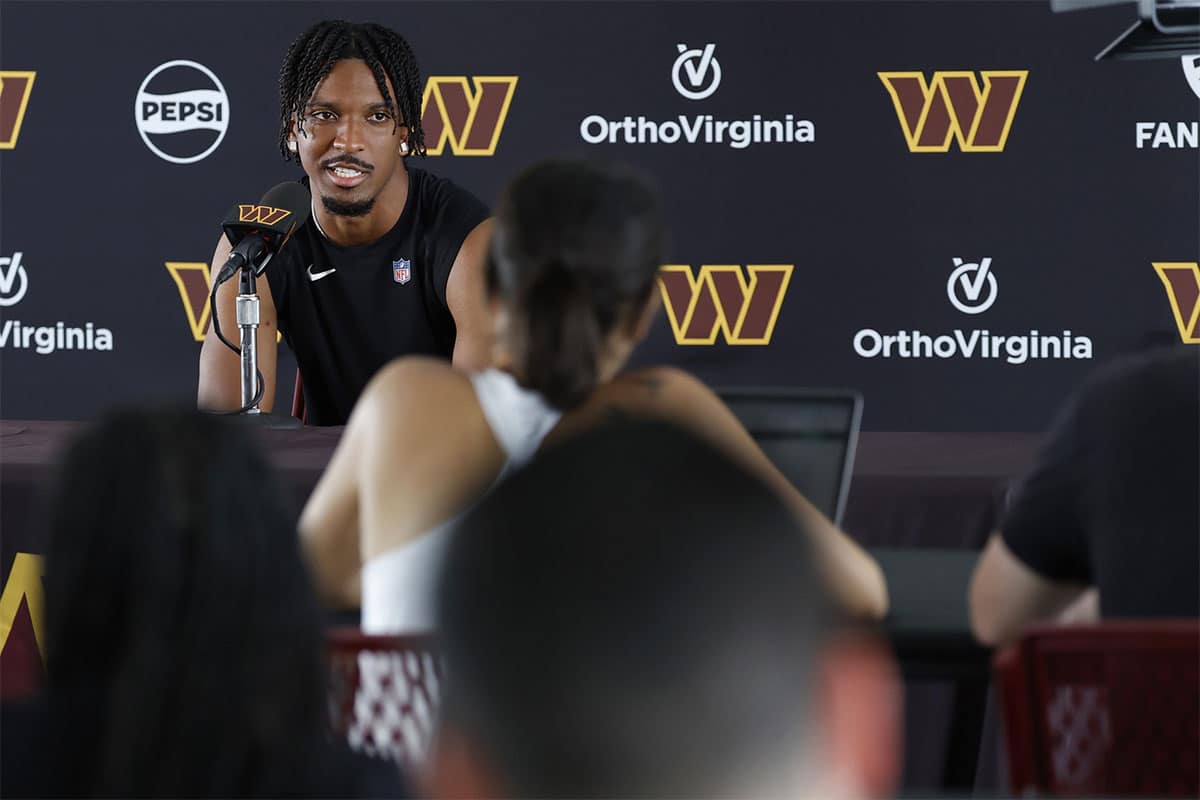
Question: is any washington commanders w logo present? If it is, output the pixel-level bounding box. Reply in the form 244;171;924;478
1154;262;1200;344
878;70;1027;153
238;205;291;224
0;553;44;663
0;71;36;149
658;265;792;345
166;262;212;342
421;76;517;156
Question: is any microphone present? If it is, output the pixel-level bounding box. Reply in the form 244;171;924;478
215;181;311;285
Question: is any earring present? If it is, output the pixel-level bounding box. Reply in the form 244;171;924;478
287;140;298;153
399;141;410;156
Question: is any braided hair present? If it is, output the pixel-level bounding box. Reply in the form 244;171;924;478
277;20;427;161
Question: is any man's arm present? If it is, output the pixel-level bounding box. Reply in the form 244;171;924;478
445;219;494;371
197;234;280;412
969;534;1089;647
575;367;889;620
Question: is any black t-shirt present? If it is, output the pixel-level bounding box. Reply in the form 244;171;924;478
267;168;488;425
1001;346;1200;617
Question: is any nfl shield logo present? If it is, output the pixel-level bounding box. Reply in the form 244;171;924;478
393;258;412;285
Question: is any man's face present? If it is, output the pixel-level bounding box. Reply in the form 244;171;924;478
293;58;408;217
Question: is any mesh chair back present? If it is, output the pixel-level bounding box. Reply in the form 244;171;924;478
327;628;442;769
995;620;1199;797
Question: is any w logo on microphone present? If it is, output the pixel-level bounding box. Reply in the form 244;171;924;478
657;264;793;345
878;70;1027;153
1154;262;1200;344
238;205;291;225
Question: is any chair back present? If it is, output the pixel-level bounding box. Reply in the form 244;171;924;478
291;370;306;424
716;387;862;524
995;620;1199;797
327;628;442;769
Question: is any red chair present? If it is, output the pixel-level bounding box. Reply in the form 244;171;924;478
995;620;1199;797
326;628;442;770
291;370;306;424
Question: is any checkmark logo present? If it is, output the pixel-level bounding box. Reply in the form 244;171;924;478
671;43;722;101
946;257;997;315
307;264;337;282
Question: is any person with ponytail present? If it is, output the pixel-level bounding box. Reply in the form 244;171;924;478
300;159;888;630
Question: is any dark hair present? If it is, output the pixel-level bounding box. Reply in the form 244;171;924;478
488;159;667;409
435;419;835;798
278;20;427;161
42;408;329;797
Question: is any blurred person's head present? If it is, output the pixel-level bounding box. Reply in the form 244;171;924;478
432;419;901;799
487;158;667;410
42;408;329;796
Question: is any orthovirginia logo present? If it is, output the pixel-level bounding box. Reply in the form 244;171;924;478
136;60;230;164
946;257;998;315
581;44;813;149
1135;56;1200;149
853;258;1093;364
0;251;115;354
0;71;35;149
421;76;517;156
672;43;722;100
0;251;29;307
1153;261;1200;343
878;70;1027;153
657;264;792;345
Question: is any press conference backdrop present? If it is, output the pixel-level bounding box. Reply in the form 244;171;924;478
0;1;1196;431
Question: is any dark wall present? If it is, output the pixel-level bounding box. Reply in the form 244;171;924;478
1;1;1196;430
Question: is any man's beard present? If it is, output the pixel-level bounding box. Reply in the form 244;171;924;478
321;194;376;217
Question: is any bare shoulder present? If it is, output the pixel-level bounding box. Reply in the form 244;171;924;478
597;366;720;414
368;355;473;397
356;356;478;430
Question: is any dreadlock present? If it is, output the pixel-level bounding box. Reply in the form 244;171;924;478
277;20;427;161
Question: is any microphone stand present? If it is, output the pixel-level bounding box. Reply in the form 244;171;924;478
234;263;301;429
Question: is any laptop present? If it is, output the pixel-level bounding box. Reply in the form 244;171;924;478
716;387;863;526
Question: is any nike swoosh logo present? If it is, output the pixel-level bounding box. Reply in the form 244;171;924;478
307;264;337;282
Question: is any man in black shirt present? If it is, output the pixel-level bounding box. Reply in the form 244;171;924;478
970;346;1200;646
198;21;492;425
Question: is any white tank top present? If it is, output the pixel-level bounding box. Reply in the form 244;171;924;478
360;369;561;632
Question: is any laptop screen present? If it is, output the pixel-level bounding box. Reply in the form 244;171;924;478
717;389;863;525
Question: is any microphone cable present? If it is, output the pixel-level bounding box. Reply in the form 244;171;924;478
209;274;266;415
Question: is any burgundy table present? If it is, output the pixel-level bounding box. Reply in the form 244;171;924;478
0;421;1038;554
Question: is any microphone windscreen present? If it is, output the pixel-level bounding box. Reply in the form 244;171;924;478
222;181;312;242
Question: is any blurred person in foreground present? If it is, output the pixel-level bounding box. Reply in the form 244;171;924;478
301;158;887;628
0;409;404;798
429;419;902;800
970;346;1200;647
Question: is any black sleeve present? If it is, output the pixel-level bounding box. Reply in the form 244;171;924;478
424;177;490;310
1000;386;1094;584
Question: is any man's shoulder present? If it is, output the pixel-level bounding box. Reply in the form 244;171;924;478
409;167;488;216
